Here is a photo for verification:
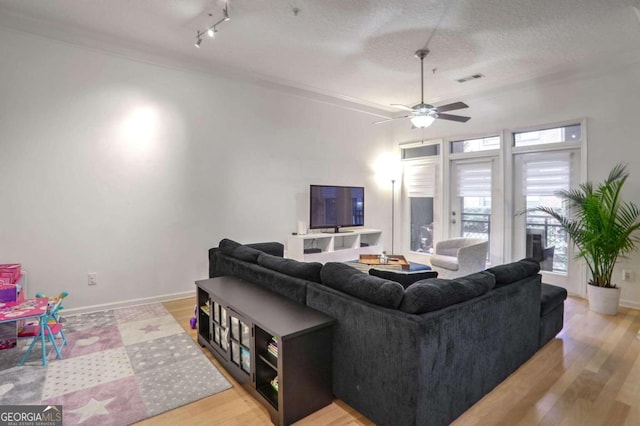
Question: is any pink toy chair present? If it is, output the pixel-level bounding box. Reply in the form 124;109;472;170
18;292;68;365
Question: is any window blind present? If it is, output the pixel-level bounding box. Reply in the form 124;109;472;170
404;162;437;197
456;162;492;197
523;152;571;196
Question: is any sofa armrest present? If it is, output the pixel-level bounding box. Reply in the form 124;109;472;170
209;247;220;278
457;241;488;263
209;241;284;278
435;239;463;257
456;241;489;274
430;254;459;271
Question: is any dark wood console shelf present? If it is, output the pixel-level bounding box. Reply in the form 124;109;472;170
196;276;334;425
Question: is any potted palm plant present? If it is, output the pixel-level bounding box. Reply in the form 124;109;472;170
526;164;640;315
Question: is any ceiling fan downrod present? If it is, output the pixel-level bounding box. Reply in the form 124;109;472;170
415;49;429;105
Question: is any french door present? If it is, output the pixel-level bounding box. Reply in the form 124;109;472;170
513;149;583;294
449;158;501;266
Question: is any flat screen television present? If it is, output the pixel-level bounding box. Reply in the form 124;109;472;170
309;185;364;233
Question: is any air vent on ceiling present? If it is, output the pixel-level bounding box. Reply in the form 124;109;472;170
456;73;484;83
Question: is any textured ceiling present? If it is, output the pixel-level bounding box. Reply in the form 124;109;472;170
1;0;639;115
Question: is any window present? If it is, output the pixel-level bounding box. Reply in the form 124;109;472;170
450;136;500;153
514;123;581;148
456;162;492;241
401;144;440;160
404;161;438;254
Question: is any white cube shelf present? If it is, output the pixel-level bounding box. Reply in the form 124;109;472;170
286;229;382;263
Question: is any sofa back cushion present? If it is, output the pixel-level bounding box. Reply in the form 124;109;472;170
320;262;404;309
369;268;438;289
219;238;279;264
212;254;308;303
246;242;284;257
257;253;322;283
486;258;540;288
399;271;496;314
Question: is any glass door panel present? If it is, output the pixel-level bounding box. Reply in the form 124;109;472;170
227;313;251;375
449;159;496;265
405;159;440;256
513;150;581;294
410;197;435;254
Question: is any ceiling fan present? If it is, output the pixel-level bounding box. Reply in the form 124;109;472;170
375;49;470;128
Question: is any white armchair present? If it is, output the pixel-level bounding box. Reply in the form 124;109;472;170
429;237;489;279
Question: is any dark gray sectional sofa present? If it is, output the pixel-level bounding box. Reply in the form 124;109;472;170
208;238;567;426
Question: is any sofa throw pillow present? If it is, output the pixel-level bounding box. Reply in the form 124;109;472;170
320;262;404;309
399;271;496;314
369;268;438;289
486;258;540;288
257;253;322;283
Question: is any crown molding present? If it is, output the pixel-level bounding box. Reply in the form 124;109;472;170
0;8;392;119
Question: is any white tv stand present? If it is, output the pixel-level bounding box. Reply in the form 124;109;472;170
286;228;382;263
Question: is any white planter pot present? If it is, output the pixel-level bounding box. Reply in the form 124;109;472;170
587;285;622;315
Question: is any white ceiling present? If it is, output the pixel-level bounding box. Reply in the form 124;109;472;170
1;0;640;116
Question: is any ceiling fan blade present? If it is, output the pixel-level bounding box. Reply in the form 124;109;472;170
435;101;469;113
390;104;415;112
436;113;471;123
436;114;471;123
373;115;412;124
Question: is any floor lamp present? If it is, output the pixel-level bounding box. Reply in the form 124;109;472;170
391;179;395;255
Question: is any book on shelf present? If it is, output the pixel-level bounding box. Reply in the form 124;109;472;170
267;336;278;358
200;304;210;315
267;345;278;358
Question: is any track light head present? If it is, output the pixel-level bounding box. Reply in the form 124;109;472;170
223;5;230;21
195;38;202;48
207;27;215;37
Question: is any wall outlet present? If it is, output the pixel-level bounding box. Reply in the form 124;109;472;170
622;269;632;281
88;272;97;286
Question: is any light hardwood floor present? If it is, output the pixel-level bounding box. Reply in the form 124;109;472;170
135;296;640;426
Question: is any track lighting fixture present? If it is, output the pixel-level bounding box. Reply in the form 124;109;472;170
195;3;230;48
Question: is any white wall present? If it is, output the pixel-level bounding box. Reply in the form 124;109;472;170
0;28;395;309
4;25;640;310
392;61;640;308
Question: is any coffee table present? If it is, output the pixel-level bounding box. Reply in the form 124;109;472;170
359;254;410;270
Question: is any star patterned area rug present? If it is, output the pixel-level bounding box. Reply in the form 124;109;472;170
0;302;231;425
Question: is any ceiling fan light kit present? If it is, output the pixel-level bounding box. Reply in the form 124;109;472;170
375;48;471;128
410;115;435;128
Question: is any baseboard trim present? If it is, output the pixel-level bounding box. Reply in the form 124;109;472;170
60;291;640;315
62;290;195;316
620;298;640;310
